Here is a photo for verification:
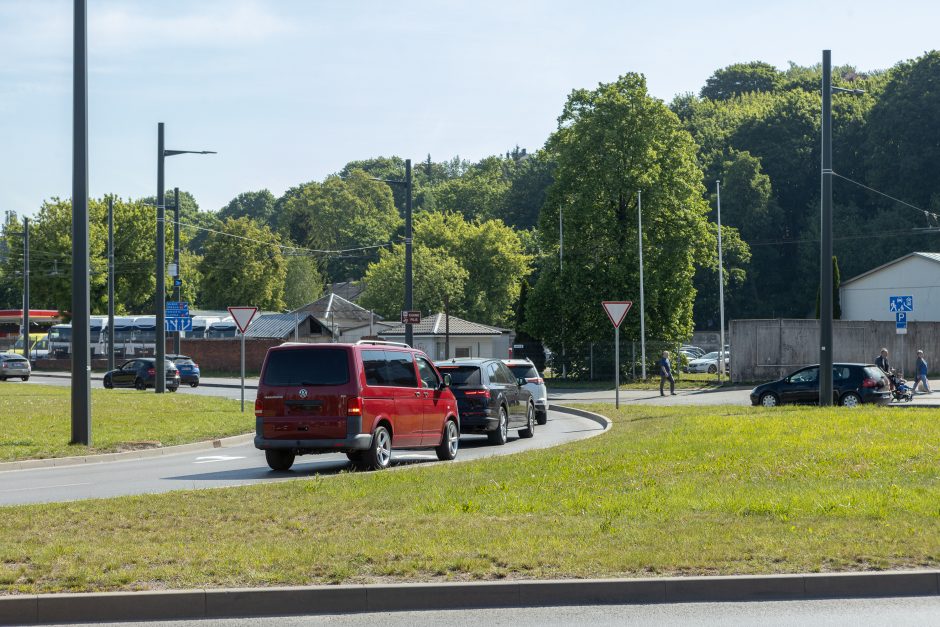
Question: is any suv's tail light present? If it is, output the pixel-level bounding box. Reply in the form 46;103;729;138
861;377;879;388
147;368;155;376
347;396;362;416
464;389;491;399
526;377;544;385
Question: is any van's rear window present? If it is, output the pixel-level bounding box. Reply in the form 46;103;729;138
263;348;349;386
437;366;481;386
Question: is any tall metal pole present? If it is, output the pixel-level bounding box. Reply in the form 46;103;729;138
716;181;726;379
404;158;414;347
240;330;245;412
638;191;647;379
820;50;834;406
559;206;566;378
173;186;181;355
107;196;114;372
71;0;91;445
22;218;29;355
155;122;166;393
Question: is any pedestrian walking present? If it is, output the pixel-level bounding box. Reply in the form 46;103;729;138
658;350;675;396
912;349;932;394
875;348;891;375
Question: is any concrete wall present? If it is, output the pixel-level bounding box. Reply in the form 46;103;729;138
730;318;940;382
841;255;940;321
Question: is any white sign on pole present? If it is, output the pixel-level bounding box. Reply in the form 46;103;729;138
228;306;258;413
602;301;633;408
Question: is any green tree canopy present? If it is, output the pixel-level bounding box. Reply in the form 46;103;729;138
282;255;324;310
218;190;276;231
700;61;782;100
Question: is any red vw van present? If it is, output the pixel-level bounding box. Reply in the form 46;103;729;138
254;341;459;471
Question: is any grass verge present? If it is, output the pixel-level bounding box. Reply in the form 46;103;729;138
547;372;728;391
1;403;939;593
0;383;253;461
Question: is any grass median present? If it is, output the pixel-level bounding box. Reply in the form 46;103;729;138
0;383;253;461
1;403;939;593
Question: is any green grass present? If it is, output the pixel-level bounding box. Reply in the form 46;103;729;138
0;384;254;461
547;372;728;390
1;403;938;593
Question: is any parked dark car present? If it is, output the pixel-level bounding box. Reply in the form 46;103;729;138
750;363;891;408
167;354;200;387
435;358;535;445
103;358;180;391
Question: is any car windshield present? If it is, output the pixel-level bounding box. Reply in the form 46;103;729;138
49;327;71;342
437;365;482;386
701;352;720;360
508;364;538;379
262;348;349;386
864;366;886;380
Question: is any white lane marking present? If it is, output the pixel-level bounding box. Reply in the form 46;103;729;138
0;482;91;493
193;455;246;464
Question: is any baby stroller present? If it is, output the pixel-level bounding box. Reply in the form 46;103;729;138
889;369;913;402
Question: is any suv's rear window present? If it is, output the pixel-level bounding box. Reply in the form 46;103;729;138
437;365;481;386
263;348;349;386
508;364;538;379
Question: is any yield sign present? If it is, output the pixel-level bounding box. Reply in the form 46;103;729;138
602;301;632;328
227;306;258;333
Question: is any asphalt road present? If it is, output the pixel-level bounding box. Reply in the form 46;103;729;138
0;409;602;506
40;596;940;626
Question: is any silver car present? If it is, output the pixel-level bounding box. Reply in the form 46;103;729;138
0;353;31;381
503;358;548;425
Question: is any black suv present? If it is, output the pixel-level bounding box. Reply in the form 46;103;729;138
103;358;180;391
435;358;535;445
750;363;891;407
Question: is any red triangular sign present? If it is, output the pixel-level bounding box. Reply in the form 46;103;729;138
602;301;632;328
228;306;258;333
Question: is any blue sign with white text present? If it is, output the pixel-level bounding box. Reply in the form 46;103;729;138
889;296;913;312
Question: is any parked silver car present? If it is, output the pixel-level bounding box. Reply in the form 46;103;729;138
0;352;31;381
503;358;548;425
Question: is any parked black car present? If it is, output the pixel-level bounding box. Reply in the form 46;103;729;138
435;358;535;444
166;354;200;387
103;358;180;391
750;363;891;408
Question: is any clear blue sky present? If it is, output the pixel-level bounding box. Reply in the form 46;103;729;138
1;0;937;217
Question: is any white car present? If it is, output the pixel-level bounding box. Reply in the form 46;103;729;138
687;351;730;374
503;358;549;425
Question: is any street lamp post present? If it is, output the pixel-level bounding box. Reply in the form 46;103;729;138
22;217;29;356
156;122;215;393
716;181;726;379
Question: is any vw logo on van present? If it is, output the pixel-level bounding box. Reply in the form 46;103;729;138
298;389;308;399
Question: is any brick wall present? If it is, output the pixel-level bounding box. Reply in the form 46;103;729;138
167;338;283;373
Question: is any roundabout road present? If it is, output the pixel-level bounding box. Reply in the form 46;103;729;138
0;409;604;506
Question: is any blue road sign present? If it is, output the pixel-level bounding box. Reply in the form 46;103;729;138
896;311;907;326
889;296;913;312
173;279;182;287
165;317;193;332
165;301;189;317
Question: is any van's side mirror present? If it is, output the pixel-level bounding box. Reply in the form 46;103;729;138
517;377;526;387
441;373;452;389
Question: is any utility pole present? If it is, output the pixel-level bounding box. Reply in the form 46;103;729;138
107;196;114;372
638;191;647;379
820;50;834;406
22;217;29;354
716;181;726;379
404;158;414;347
444;293;450;359
560;206;566;378
71;0;91;445
156;122;167;393
173;187;181;355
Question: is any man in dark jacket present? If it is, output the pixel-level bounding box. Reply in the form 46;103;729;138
875;348;891;375
658;350;675;396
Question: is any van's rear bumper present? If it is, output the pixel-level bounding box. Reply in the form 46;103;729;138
254;416;372;451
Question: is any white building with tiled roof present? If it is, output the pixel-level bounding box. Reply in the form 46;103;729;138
379;313;515;360
840;252;940;321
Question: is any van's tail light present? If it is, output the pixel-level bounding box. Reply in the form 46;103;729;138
254;397;264;416
464;389;491;399
147;368;155;376
347;396;362;416
861;377;879;388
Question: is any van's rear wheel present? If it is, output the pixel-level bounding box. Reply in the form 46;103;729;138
265;449;295;471
435;419;459;461
361;425;392;470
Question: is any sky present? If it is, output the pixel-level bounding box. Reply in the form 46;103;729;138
1;0;938;218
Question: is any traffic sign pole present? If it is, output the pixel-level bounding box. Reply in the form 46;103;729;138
615;325;619;408
602;301;633;409
240;329;245;413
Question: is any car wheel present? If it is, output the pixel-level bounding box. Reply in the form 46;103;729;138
840;392;862;408
168;385;178;393
435;419;460;461
21;376;29;382
265;449;295;471
535;408;548;425
362;425;393;470
707;364;717;374
760;392;779;407
488;406;509;445
519;403;535;439
134;377;146;391
0;377;6;382
190;382;198;388
103;376;113;389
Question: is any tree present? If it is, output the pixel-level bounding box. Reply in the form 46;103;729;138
282;255;323;310
432;156;514;221
700;61;782;100
815;256;842;319
218;190;276;231
497;150;555;230
198;217;286;310
527;74;712;360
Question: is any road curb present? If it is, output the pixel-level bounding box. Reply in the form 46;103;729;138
549;404;612;430
0;433;254;472
2;571;937;624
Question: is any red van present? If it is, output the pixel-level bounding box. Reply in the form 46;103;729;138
254;341;460;471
